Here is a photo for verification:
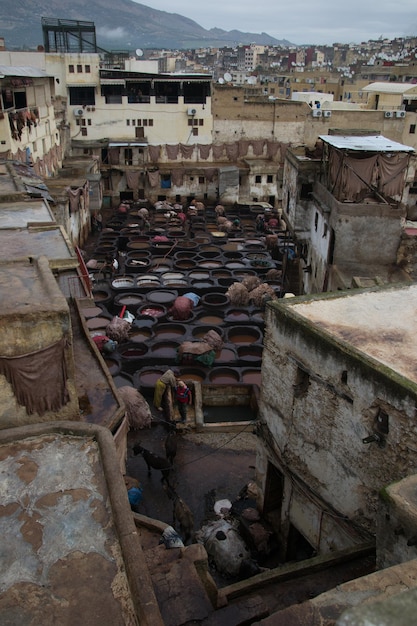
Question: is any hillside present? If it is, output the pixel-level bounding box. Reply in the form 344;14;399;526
1;0;290;51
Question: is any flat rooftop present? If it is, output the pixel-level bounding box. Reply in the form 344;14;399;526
286;283;417;385
0;226;77;270
0;421;160;625
0;199;55;229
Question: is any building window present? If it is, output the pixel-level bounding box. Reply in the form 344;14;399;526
77;64;82;73
267;174;273;183
85;65;91;73
410;124;416;134
199;119;204;126
126;120;130;126
81;127;87;136
255;175;262;183
69;86;95;106
69;65;74;73
124;148;133;165
132;119;136;126
143;119;148;126
32;141;37;153
314;212;318;231
136;127;145;138
137;119;142;126
192;128;198;136
161;174;171;189
199;176;205;184
323;223;328;238
149;119;153;126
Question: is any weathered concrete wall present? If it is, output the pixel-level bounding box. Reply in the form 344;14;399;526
257;297;417;549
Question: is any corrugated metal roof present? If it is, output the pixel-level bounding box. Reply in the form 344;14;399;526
319;134;415;152
362;82;417;94
0;65;50;78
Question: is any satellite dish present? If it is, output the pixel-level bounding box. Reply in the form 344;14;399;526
135;48;144;57
247;76;257;85
224;72;232;82
218;77;225;84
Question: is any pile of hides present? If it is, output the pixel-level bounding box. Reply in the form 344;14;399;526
196;519;251;578
226;283;250;306
248;284;276;307
226;278;278;309
105;316;131;342
118;386;152;430
241;276;262;291
177;329;223;367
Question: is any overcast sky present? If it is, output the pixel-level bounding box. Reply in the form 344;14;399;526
135;0;417;46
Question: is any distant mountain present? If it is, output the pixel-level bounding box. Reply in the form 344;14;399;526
1;0;291;51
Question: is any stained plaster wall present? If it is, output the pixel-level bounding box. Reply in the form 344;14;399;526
0;257;79;428
256;297;417;550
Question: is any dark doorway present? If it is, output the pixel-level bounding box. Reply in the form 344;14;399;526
286;523;315;562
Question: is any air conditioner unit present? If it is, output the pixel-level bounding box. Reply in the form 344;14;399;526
73;107;84;117
187;107;197;116
312;109;322;117
384;111;394;118
323;110;332;118
396;110;406;118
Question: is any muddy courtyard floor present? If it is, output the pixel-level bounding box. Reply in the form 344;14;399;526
125;406;258;578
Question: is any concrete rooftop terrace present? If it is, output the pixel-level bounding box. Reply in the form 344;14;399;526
0;421;161;626
284;283;417;385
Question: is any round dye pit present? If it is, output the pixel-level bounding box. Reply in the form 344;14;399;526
135;368;166;389
146;290;178;305
208;368;241;384
194;312;224;325
149;341;180;359
227;326;262;344
189;271;210;280
214;346;237;363
93;289;111;304
180;368;207;383
111;277;136;290
114;293;144;308
201;292;229;309
192;325;223;340
130;327;153;342
119;343;148;359
237;345;263;363
139;304;167;319
225;309;250;323
154;323;187;339
241;369;262;386
191;279;216;290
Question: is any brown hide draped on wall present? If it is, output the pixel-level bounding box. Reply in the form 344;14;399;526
0;338;70;415
378;153;409;197
166;144;180;160
179;143;195;159
171;168;185;186
198;144;211;160
125;170;141;189
148;145;161;162
147;170;160;187
328;149;409;202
